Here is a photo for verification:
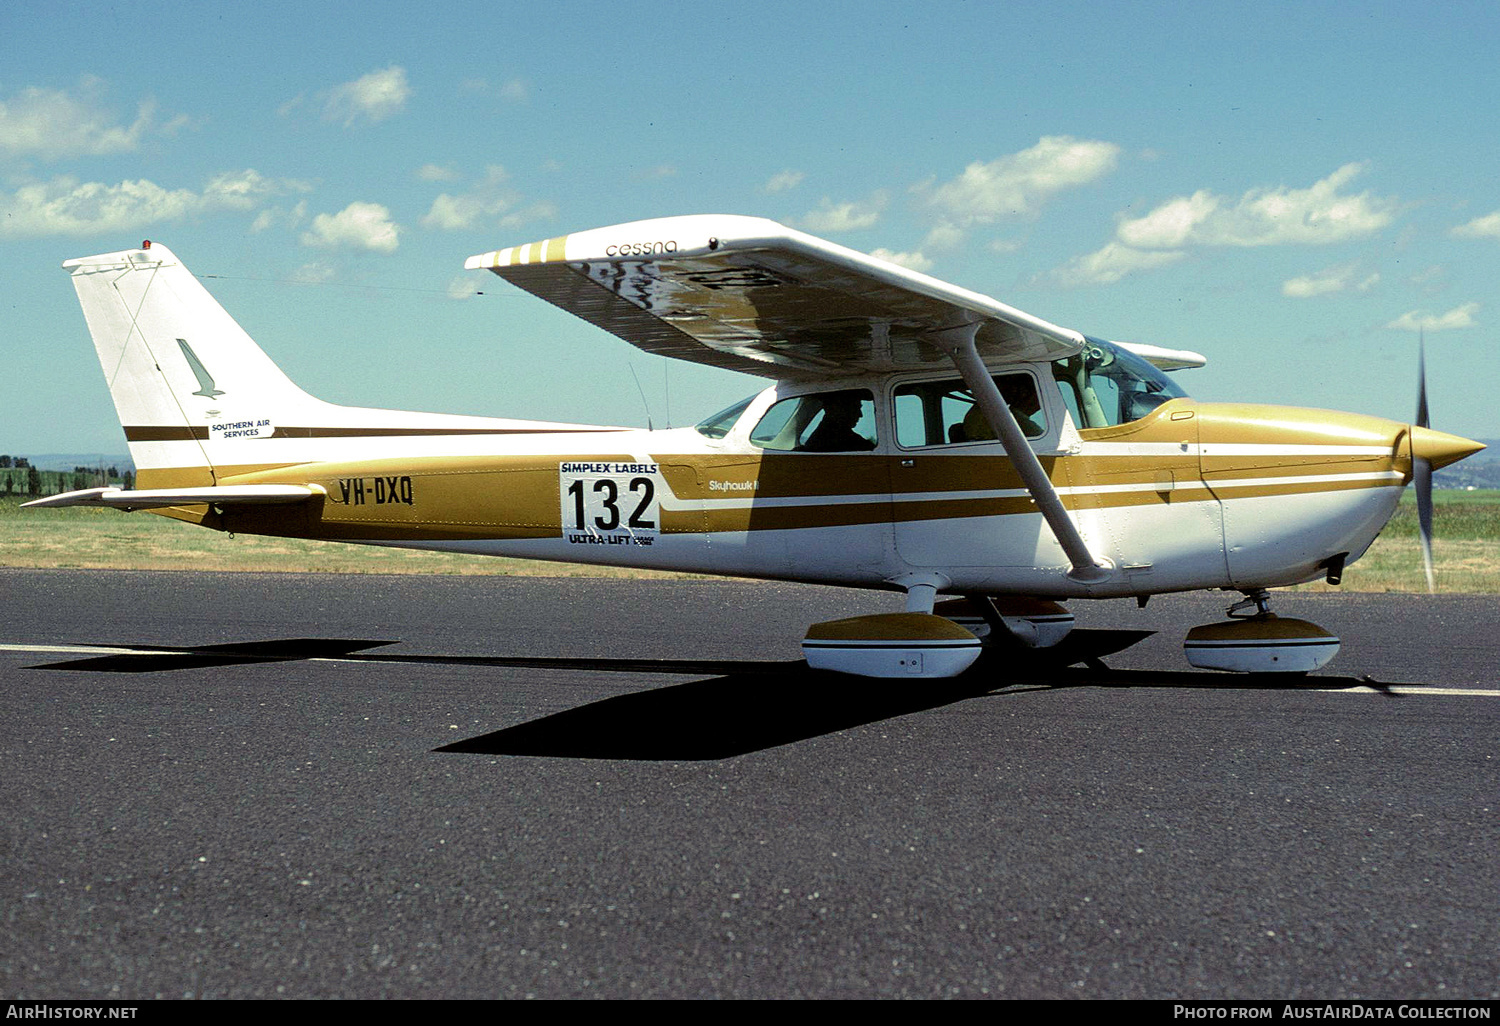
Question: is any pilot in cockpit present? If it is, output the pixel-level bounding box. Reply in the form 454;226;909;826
802;393;876;452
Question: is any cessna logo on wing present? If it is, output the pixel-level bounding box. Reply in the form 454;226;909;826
604;241;677;256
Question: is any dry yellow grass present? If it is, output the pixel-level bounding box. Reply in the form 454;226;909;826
0;499;688;578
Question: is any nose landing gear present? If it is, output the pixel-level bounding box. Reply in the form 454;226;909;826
1184;589;1340;674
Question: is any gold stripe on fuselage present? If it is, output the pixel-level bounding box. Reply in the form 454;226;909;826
192;456;1402;543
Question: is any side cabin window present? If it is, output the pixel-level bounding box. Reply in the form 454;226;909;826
892;373;1046;448
1052;338;1187;430
749;389;877;452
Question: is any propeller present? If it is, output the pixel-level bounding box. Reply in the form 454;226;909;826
1408;333;1487;592
1414;333;1435;593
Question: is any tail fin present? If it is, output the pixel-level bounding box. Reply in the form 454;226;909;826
66;241;619;493
66;241;323;486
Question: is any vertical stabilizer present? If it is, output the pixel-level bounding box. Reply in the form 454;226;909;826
65;242;322;484
65;241;622;494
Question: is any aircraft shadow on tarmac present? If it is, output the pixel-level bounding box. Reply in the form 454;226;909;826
29;629;1411;761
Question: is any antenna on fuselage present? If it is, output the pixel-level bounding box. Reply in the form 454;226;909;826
627;363;655;432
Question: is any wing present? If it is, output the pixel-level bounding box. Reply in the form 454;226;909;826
1110;340;1207;372
466;215;1086;379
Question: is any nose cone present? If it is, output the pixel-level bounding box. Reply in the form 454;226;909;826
1409;426;1486;471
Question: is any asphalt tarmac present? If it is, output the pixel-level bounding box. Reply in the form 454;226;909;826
1;568;1496;999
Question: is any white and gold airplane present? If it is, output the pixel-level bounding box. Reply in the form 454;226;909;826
28;215;1484;678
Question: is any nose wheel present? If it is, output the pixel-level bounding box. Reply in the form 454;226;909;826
1184;589;1340;674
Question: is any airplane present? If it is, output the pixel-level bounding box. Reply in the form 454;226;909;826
27;215;1485;679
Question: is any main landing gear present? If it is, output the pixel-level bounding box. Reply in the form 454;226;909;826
1183;588;1340;674
799;576;1078;679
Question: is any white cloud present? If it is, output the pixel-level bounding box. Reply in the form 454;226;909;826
0;78;157;160
417;163;459;182
800;194;887;233
0;171;299;237
1119;164;1396;249
921;222;965;252
1452;211;1500;239
1044;242;1185;287
291;262;337;284
420;166;524;231
1281;263;1379;298
1386;303;1478;333
499;79;529;103
250;199;308;234
203;169;309;209
763;170;804;194
1116;191;1219;249
924;136;1120;225
1055;164;1401;288
325;66;410;126
868;248;933;272
300;201;400;252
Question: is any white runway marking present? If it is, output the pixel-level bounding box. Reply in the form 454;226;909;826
1324;685;1498;697
2;643;143;656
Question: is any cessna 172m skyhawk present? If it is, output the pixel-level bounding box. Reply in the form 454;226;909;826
29;215;1484;678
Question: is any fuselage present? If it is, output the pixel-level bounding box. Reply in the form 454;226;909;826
48;235;1484;626
196;374;1441;601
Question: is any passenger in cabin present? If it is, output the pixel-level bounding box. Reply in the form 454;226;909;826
957;376;1044;442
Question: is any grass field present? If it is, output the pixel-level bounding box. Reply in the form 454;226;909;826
2;492;1497;592
1294;490;1500;593
0;497;687;579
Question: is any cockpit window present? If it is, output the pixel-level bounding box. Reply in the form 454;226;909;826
749;389;877;452
1053;337;1188;429
694;395;757;439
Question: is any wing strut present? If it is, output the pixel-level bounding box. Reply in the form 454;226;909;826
936;322;1112;584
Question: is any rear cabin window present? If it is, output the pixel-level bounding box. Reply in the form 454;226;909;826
892;373;1046;448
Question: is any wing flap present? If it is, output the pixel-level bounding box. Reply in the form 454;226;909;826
23;484;321;510
467;215;1086;378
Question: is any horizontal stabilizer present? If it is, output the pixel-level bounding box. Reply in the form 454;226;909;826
23;484;321;510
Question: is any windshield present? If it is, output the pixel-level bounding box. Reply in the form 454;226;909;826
694;394;757;439
1053;337;1189;429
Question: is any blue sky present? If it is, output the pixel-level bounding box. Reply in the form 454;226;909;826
5;1;1499;455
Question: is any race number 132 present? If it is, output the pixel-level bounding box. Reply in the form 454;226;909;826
559;463;661;543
